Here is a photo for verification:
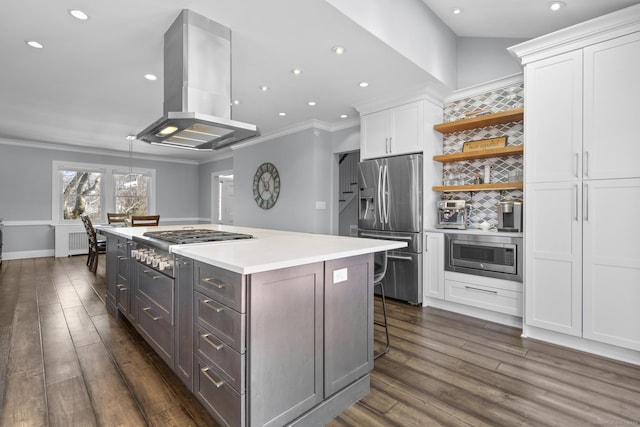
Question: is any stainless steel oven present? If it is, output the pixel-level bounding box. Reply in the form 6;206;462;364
445;233;522;282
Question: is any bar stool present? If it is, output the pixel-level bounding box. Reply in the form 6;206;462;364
373;251;390;359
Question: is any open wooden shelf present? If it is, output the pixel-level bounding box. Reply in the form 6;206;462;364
433;182;524;192
434;107;524;134
433;145;524;163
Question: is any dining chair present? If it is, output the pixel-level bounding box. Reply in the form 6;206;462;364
81;215;106;274
373;251;390;359
130;215;160;227
107;212;128;224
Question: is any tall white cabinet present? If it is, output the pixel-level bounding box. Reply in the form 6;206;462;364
510;6;640;357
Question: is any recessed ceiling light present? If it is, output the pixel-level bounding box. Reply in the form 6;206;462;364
307;101;316;106
259;85;270;92
332;46;345;55
232;99;240;105
26;40;44;49
68;9;89;20
291;68;303;76
548;1;566;11
340;114;348;119
144;74;157;81
358;82;369;88
278;112;286;116
452;8;463;15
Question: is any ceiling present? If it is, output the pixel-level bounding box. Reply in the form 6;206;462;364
1;0;637;162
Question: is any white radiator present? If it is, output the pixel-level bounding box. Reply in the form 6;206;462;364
54;225;88;257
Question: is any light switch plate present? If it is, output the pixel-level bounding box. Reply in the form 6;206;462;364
315;201;326;210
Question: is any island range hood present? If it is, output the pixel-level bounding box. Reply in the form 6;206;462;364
137;9;259;151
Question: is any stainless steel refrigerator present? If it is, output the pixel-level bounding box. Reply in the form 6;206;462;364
358;154;423;304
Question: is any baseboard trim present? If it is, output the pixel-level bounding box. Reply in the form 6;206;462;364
4;250;55;261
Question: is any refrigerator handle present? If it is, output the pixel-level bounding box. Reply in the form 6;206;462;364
377;165;383;222
382;164;389;223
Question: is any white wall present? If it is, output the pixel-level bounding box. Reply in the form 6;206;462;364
457;37;527;89
326;0;458;89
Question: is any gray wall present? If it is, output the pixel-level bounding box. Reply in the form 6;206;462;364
457;37;527;89
232;128;334;234
0;141;200;255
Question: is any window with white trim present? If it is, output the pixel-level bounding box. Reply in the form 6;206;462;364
53;161;156;223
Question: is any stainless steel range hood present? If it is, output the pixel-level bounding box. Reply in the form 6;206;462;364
137;9;259;151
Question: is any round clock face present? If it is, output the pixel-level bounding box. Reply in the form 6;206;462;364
252;162;280;209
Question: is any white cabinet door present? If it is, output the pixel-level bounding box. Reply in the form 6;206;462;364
524;50;583;184
583;31;640;180
423;232;445;300
360;101;423;160
389;101;423;156
525;182;582;336
582;178;640;350
360;110;388;160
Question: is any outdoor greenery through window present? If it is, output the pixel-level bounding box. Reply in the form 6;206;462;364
62;170;103;221
54;161;155;223
114;173;150;216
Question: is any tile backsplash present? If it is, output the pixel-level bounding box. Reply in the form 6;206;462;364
441;82;524;229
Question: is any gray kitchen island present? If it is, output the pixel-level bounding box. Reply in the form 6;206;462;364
100;225;405;427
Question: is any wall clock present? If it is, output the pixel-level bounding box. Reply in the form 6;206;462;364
252;162;280;209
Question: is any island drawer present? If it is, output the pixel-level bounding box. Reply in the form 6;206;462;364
195;323;245;394
194;291;246;353
136;295;174;366
195;355;245;427
137;263;174;318
195;262;245;313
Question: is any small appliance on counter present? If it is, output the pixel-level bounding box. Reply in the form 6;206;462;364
497;199;523;232
437;199;467;229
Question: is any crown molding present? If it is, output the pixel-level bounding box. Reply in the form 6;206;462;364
0;137;199;165
354;79;451;115
508;3;640;65
444;73;523;104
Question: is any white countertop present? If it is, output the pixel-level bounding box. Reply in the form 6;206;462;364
99;224;407;274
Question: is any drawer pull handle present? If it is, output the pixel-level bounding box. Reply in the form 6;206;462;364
464;286;498;294
202;299;224;313
116;284;127;291
202;277;226;289
142;307;161;321
201;367;224;388
142;269;162;280
202;333;224;350
117;256;127;260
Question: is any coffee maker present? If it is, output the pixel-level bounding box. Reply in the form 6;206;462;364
496;199;523;232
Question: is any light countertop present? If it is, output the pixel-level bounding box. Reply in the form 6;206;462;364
99;224;406;274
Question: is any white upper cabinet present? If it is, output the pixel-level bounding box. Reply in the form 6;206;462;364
583;31;640;180
361;101;424;160
524;50;583;184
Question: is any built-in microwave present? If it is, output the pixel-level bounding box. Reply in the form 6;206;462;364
445;233;522;282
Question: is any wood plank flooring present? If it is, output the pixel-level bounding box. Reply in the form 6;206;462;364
1;256;639;426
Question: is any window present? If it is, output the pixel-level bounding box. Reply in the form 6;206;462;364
53;161;155;223
114;172;151;216
60;169;104;221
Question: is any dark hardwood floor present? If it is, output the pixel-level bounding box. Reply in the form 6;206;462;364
1;256;639;426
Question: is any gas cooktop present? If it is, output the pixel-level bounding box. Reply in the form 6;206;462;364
142;229;254;245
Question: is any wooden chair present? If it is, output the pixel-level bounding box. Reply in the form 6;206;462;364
130;215;160;227
107;212;128;224
81;215;106;274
